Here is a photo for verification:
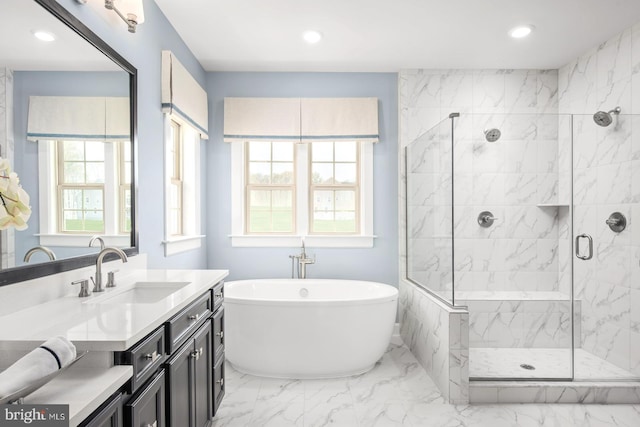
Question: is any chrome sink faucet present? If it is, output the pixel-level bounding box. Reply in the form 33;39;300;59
92;247;128;292
289;239;315;279
23;246;56;262
89;235;105;250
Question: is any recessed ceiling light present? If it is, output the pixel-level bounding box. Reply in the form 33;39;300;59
32;30;56;42
509;25;534;39
302;30;322;44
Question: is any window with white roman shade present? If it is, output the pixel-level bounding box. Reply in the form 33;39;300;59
161;51;208;255
28;96;131;247
224;97;378;248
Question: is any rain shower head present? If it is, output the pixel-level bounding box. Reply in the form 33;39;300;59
593;106;621;127
484;128;501;142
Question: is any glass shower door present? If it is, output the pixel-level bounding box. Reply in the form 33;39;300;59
572;112;640;381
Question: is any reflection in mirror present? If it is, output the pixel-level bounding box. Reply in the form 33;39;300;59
0;0;137;282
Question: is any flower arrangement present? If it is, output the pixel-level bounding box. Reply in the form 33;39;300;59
0;157;31;230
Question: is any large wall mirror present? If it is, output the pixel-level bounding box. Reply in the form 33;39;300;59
0;0;138;286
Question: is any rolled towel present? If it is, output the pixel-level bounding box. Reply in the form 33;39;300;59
0;336;76;400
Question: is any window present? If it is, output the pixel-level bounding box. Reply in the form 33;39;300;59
246;141;295;234
309;141;359;234
162;115;204;256
231;140;374;248
37;139;131;247
57;141;105;233
168;120;183;236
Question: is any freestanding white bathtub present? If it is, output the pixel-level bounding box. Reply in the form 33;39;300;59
225;279;398;379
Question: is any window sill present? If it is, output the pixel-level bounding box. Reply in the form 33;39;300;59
162;235;205;256
230;235;376;248
37;234;130;248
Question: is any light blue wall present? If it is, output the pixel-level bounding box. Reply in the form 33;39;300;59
52;0;207;269
13;71;128;263
206;72;399;285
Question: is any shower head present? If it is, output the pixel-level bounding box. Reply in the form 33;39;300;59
483;128;501;142
593;106;621;127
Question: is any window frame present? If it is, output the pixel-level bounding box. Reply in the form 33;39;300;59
117;140;132;234
230;140;375;248
37;139;131;248
162;114;204;256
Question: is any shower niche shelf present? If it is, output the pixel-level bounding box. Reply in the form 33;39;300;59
536;203;569;208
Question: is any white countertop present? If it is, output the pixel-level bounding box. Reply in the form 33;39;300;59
0;269;228;351
24;365;132;427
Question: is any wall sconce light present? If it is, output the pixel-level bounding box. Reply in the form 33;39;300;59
75;0;145;33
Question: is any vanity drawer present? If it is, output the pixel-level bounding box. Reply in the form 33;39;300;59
115;326;165;394
212;307;224;362
212;281;224;310
165;292;211;354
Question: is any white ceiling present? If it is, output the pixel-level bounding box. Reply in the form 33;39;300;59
0;0;119;71
155;0;640;72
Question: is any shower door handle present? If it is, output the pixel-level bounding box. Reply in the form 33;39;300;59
575;233;593;260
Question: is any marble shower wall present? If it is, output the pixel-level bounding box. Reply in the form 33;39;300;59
400;69;568;355
558;22;640;376
399;279;469;403
401;69;561;297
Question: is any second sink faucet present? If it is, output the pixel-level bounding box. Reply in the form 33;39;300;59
92;247;128;292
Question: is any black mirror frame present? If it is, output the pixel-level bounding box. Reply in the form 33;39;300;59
0;0;139;286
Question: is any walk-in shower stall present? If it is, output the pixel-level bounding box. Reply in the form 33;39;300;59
406;110;639;381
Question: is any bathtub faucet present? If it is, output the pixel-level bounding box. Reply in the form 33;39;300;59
289;240;315;279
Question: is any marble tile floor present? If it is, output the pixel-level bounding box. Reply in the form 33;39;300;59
212;337;640;427
470;348;638;380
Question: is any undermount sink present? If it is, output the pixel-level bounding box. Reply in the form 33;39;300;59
87;281;191;304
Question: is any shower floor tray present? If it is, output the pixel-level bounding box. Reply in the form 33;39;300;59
470;347;636;380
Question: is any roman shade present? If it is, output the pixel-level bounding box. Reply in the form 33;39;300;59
223;97;379;143
161;50;209;139
300;98;379;142
223;98;301;143
27;96;130;141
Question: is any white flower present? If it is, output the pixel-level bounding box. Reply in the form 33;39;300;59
0;157;31;231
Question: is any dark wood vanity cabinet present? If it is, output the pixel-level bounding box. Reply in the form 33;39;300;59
87;281;225;427
165;280;225;427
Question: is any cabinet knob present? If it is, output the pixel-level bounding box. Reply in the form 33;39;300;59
214;293;223;298
187;314;200;321
216;378;224;387
216;331;224;339
190;347;203;360
144;421;157;427
143;351;158;361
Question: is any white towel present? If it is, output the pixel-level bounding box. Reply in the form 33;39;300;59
0;336;77;400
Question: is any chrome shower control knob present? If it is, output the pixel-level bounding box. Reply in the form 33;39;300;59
477;211;498;228
606;212;626;232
